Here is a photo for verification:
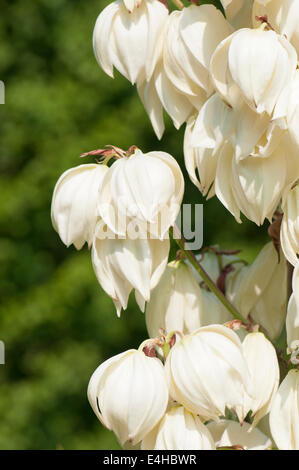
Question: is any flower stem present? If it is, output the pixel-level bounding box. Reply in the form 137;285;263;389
170;0;184;10
170;225;247;323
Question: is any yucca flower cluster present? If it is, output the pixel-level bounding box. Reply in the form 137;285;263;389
51;0;299;450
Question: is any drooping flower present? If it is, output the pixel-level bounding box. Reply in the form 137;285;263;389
165;324;251;422
87;347;169;447
207;419;273;450
51;164;108;250
210;27;297;115
93;0;168;84
98;148;184;239
226;242;287;340
253;0;299;55
286;262;299;364
163;5;233;99
145;259;232;338
242;332;279;426
92;222;170;316
281;183;299;267
141;405;215;450
269;369;299;450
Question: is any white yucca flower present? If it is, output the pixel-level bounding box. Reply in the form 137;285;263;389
141;405;215;450
137;59;194;140
165;325;251;422
51;164;108;250
87;348;169;446
145;259;232;338
215;140;287;225
93;0;168;84
242;332;279;426
281;183;299;266
253;0;299;55
163;5;232;98
274;70;299;158
286;262;299;364
98;148;184;239
269;369;299;450
92;224;170;316
226;242;287;340
207;419;273;450
210;27;297;115
220;0;254;29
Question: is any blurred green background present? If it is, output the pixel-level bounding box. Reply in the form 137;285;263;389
0;0;269;450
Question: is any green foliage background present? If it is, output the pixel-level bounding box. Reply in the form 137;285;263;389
0;0;269;449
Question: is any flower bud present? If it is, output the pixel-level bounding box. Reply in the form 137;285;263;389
87;348;169;446
51;164;108;250
141;405;215;450
92;224;170;316
98;148;184;239
207;419;273;450
210;28;297;115
269;370;299;450
93;0;168;84
242;332;279;426
165;325;251;422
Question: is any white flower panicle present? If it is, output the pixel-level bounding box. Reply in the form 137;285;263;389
87;348;169;446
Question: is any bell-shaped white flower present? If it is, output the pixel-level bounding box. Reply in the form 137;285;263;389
269;369;299;450
145;259;232;338
141;405;215;450
286;262;299;363
87;348;169;446
207;419;273;450
220;0;254;29
51;164;108;250
274;71;299;158
98;149;184;239
145;260;204;338
286;295;299;364
165;325;251;422
137;60;194;140
253;0;299;55
226;242;287;340
93;0;168;84
242;332;279;426
163;5;232;99
210;27;297;115
215;140;287;226
184;116;218;196
281;184;299;267
92;223;170;316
